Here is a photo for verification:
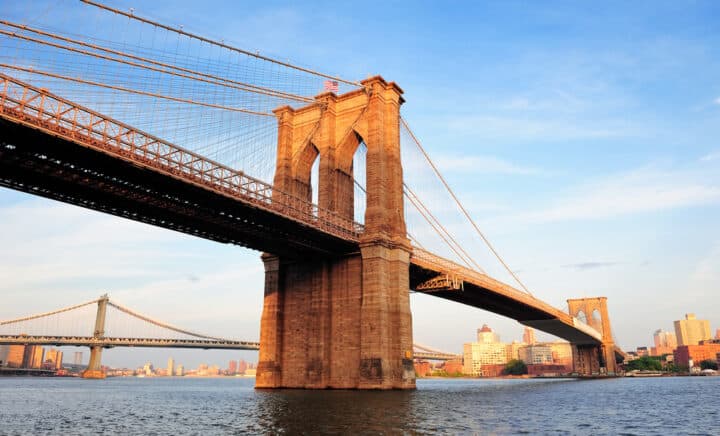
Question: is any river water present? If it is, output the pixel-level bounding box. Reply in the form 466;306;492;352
0;376;717;435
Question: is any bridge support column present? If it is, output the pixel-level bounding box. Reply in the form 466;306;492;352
257;76;414;389
568;297;618;376
82;294;108;379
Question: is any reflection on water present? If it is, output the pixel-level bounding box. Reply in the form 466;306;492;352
0;376;718;434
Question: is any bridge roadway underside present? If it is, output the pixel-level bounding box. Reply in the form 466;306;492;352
0;120;356;258
409;264;601;345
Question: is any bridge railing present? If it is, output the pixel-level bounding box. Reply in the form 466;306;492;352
0;73;363;242
411;247;568;316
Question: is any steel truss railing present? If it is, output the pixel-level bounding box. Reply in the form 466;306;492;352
411;247;603;342
0;335;260;350
0;73;363;242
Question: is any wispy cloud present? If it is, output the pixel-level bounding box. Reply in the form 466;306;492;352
714;97;720;105
701;151;720;162
562;261;620;271
691;242;720;282
447;115;627;142
434;155;544;175
496;164;720;225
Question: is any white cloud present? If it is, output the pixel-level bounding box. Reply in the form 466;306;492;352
501;165;720;224
701;151;720;162
447;115;628;142
433;155;543;175
691;242;720;282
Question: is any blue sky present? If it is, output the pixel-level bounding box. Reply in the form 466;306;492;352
1;0;719;368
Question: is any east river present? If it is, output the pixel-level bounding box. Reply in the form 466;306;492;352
0;376;717;434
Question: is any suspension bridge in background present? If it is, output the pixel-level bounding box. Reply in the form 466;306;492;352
0;294;459;378
0;1;623;388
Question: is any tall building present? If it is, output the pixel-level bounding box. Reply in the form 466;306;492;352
716;329;720;340
674;314;711;346
74;352;83;365
506;341;526;361
464;324;507;376
651;329;677;356
5;345;25;368
168;357;175;377
26;346;44;369
522;327;536;345
45;349;63;369
176;364;184;376
238;359;248;374
228;360;237;374
477;324;500;343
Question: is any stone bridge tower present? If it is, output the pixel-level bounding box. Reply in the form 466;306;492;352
567;297;618;375
256;76;415;389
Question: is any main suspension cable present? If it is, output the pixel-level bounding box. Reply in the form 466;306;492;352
400;116;533;296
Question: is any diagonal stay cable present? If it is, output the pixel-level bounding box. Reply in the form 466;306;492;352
400;116;533;296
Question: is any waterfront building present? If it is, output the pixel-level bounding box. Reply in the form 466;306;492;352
477;324;500;343
44;349;63;369
463;325;507;376
228;360;237;374
674;314;711;346
26;346;44;369
5;345;25;368
636;347;649;357
519;344;553;365
546;341;573;365
0;345;8;366
716;329;720;340
651;329;677;356
176;364;184;376
506;341;526;361
73;352;83;365
443;359;463;375
143;362;154;376
168;357;175;376
522;327;536;345
673;343;720;368
238;359;248;374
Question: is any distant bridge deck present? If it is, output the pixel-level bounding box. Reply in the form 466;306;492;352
0;335;261;350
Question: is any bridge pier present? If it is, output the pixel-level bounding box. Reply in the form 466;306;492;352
81;295;108;379
257;76;414;389
568;297;617;376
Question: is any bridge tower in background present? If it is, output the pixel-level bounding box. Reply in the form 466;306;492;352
567;297;618;376
82;294;108;379
257;76;415;389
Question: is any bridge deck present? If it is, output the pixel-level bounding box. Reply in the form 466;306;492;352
0;335;260;350
410;249;603;345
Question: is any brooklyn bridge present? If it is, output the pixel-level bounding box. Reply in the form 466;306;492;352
0;1;623;388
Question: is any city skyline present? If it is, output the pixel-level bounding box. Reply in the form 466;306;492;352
1;0;719;368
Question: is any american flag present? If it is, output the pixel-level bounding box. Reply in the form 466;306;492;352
323;80;339;93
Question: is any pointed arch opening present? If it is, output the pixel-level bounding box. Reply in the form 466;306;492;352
336;131;366;223
577;310;587;324
292;141;319;211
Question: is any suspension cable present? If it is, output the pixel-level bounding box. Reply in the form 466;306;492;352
400;116;533;296
404;183;486;274
0;64;273;117
80;0;361;87
0;22;314;103
0;298;98;325
107;300;225;341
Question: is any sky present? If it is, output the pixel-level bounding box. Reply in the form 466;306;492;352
1;0;719;368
